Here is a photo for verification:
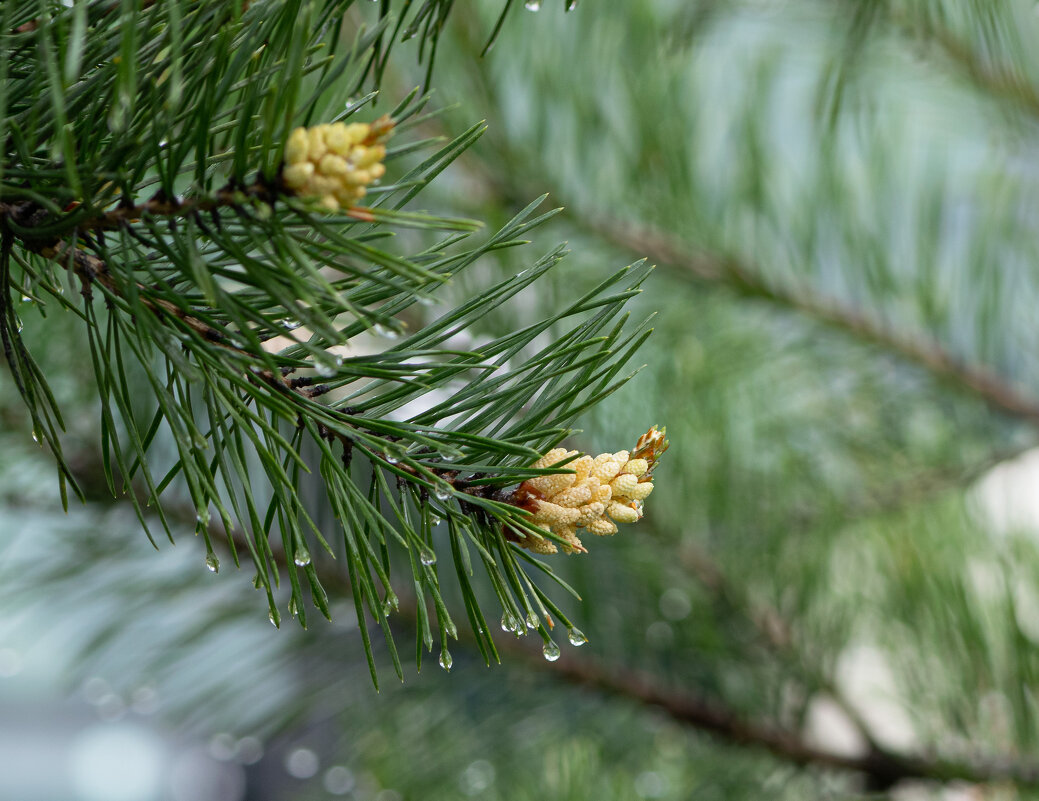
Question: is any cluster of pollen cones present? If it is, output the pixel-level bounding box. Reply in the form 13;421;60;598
281;116;393;210
509;426;668;554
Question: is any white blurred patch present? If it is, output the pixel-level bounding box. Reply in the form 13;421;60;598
971;447;1039;536
69;723;164;801
801;695;868;759
836;645;918;752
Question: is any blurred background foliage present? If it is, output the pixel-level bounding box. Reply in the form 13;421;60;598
6;0;1039;799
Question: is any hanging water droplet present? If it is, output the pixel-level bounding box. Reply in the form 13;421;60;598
500;613;518;633
293;549;311;567
419;546;436;566
430;515;442;527
31;428;40;444
438;649;453;671
315;362;336;378
288;597;298;616
444;619;458;639
524;0;540;9
385;454;399;465
374;323;400;340
434;481;452;501
15;315;23;333
381;594;397;616
525;611;538;629
278;318;302;331
205;553;220;572
565;0;578;10
417;295;436;307
196;509;210;526
20;294;32;303
542;640;561;661
269;610;280;627
567;628;588;646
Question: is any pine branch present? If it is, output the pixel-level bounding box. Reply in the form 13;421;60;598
3;0;658;669
874;5;1039;123
584;216;1039;429
522;652;1039;792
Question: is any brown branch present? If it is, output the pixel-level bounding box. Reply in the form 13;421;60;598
587;217;1039;428
510;649;1039;790
883;10;1039;122
26;237;308;400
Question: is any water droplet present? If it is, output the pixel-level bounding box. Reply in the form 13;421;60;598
294;549;311;567
565;0;578;9
288;597;298;616
385;454;399;465
20;294;32;303
205;553;220;572
500;612;519;632
439;648;453;670
268;609;280;627
445;619;458;639
31;429;40;444
567;628;588;646
542;640;561;661
196;509;210;526
419;546;436;566
434;481;452;501
524;0;540;9
430;515;442;527
417;295;436;307
525;611;538;629
14;315;23;333
278;318;302;331
315;362;336;377
382;591;398;616
374;323;400;340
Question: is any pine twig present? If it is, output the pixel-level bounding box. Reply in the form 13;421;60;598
590;217;1039;428
510;650;1039;791
882;9;1039;122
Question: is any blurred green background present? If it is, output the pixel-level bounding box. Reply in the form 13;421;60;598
6;1;1039;799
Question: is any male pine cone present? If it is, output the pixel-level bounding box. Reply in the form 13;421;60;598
280;116;393;210
512;427;668;555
